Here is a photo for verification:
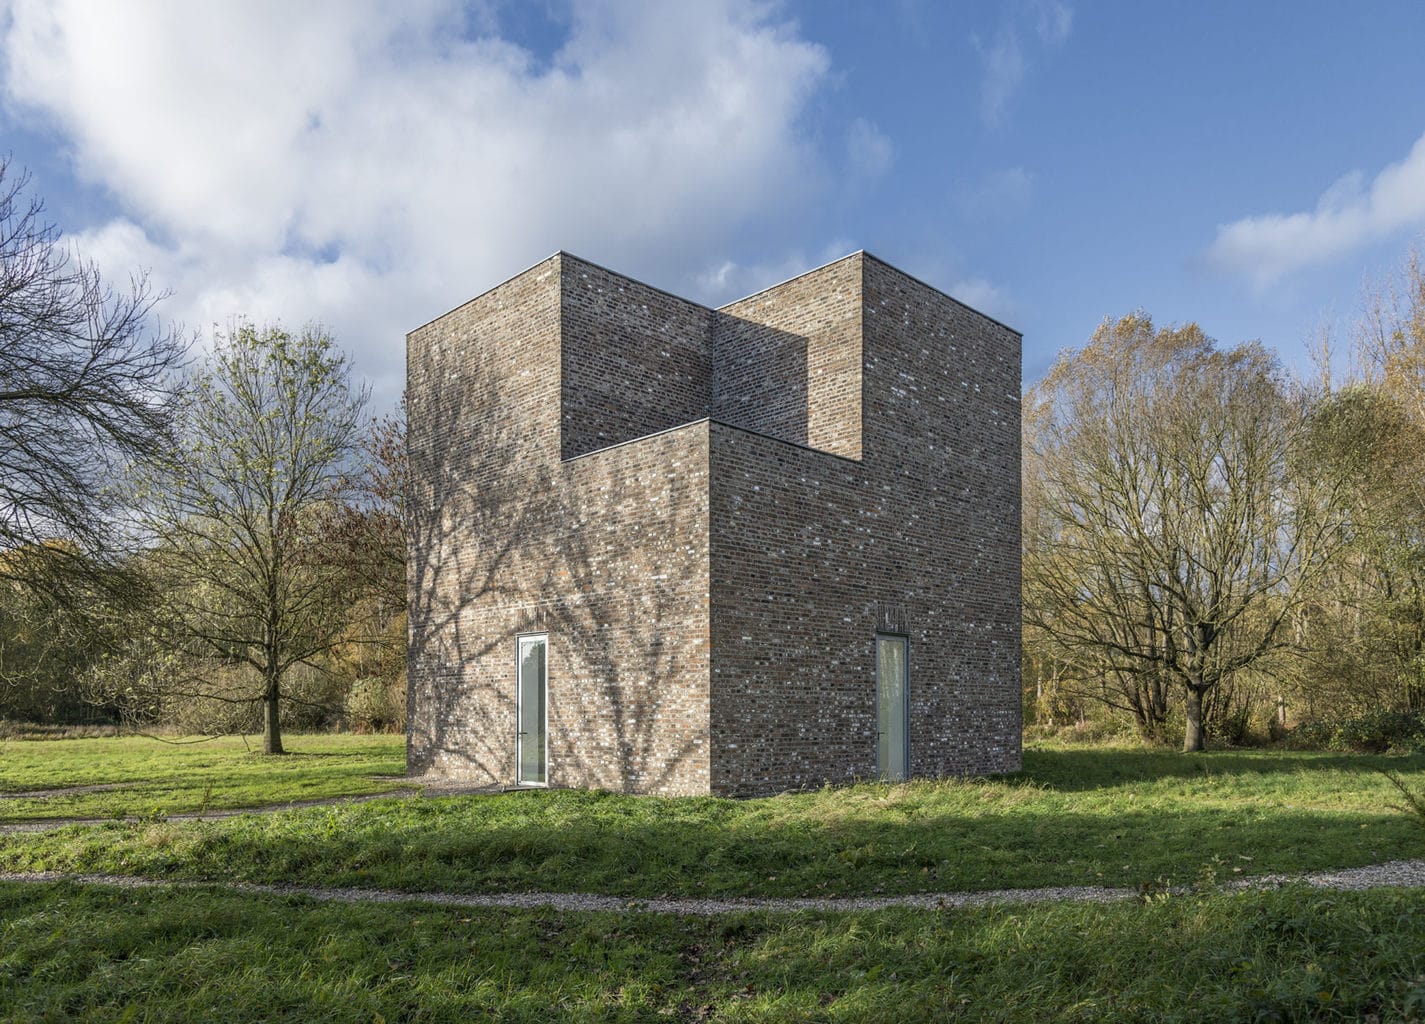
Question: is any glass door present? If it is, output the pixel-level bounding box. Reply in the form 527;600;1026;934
517;634;547;785
877;634;908;781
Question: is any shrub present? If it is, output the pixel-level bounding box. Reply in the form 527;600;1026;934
161;663;345;735
1378;768;1425;832
345;676;406;734
1023;715;1143;745
1285;710;1425;753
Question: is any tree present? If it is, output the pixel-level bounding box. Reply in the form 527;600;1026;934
327;404;406;619
1295;249;1425;717
0;158;185;603
138;322;368;753
1024;314;1345;751
320;405;409;723
1298;385;1425;715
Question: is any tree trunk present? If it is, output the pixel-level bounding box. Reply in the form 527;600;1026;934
263;676;284;755
1183;686;1206;752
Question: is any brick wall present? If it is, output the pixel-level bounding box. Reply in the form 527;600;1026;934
561;256;713;460
860;255;1022;776
407;254;713;794
406;255;563;782
707;254;1021;796
716;259;863;459
708;423;872;794
407;249;1021;798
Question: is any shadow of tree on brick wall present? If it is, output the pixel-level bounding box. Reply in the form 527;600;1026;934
409;343;709;793
406;343;549;784
540;445;707;794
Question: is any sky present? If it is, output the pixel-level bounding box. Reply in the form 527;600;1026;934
2;0;1424;411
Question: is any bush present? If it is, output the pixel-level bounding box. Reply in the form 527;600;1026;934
1023;715;1144;746
344;676;405;734
1284;710;1425;753
164;673;262;735
161;663;345;735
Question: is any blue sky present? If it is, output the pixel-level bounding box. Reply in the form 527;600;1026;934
3;0;1424;407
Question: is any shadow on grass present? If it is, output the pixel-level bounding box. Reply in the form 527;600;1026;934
7;746;1423;899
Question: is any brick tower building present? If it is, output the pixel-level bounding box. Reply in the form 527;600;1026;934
406;251;1021;796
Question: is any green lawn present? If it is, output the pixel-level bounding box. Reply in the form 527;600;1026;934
1;881;1422;1022
0;740;1421;898
0;733;409;821
2;737;1424;1021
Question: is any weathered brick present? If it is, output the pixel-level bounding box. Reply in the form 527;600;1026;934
406;251;1021;797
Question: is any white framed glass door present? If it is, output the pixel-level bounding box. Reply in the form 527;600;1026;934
876;634;909;781
516;633;548;786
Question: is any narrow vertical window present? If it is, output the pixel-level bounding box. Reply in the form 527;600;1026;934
517;633;548;785
877;634;909;781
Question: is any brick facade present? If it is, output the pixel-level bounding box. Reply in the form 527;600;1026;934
407;251;1021;796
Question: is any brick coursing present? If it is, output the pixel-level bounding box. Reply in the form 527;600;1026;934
407;250;1021;797
561;265;712;461
715;257;862;459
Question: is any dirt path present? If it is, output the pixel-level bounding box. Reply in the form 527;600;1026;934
2;859;1422;916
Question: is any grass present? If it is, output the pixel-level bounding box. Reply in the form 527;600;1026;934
2;737;1424;1021
0;740;1421;898
0;733;408;821
1;881;1424;1022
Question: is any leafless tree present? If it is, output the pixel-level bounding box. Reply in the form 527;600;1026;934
136;322;368;753
1024;314;1346;750
0;158;186;601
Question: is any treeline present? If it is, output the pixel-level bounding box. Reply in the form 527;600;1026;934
6;154;1424;754
0;160;405;748
1025;249;1425;751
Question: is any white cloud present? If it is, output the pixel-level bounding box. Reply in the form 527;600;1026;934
1207;132;1425;288
976;29;1025;129
958;166;1034;218
1034;0;1073;45
694;239;856;307
947;276;1013;323
974;2;1071;129
0;0;832;405
845;117;893;181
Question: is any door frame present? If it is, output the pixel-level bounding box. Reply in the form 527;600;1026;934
875;632;910;781
515;632;549;787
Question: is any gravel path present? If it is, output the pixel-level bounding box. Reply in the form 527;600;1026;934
2;859;1422;916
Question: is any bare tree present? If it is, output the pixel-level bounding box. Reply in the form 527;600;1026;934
1024;314;1345;750
318;405;409;706
327;404;406;613
0;158;186;601
138;322;368;753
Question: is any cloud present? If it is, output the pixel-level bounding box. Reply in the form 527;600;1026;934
957;166;1034;218
1034;0;1073;45
1207;132;1425;288
947;276;1013;323
974;1;1071;128
976;29;1025;128
0;0;832;404
845;117;893;181
693;238;856;306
